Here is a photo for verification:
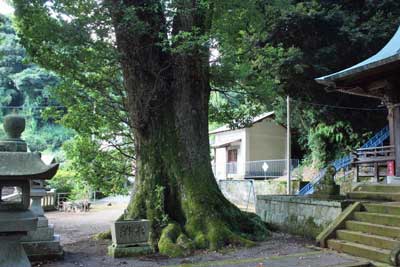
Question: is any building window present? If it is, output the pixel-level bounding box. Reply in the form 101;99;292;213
227;148;238;174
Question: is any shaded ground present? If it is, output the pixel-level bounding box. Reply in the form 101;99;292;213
33;201;366;267
35;232;316;267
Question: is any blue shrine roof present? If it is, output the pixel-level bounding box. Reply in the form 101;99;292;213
316;26;400;86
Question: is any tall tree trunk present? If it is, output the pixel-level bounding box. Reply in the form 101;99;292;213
109;0;269;256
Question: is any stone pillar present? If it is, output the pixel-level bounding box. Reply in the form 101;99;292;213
30;186;46;216
21;180;63;261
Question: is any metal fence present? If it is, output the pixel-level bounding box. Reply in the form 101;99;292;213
213;159;299;179
245;159;299;178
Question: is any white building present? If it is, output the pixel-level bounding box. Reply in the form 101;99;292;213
210;112;294;180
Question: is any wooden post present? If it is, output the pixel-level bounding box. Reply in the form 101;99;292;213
394;105;400;176
374;162;379;182
354;165;359;183
388;105;395;148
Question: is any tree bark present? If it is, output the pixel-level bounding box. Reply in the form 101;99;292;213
108;0;269;256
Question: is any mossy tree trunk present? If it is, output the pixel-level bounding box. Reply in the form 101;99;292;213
108;0;269;256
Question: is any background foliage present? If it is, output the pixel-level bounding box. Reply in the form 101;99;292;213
9;0;400;178
0;14;133;197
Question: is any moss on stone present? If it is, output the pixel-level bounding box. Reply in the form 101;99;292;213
94;230;112;240
158;223;186;257
193;232;208;249
176;233;195;251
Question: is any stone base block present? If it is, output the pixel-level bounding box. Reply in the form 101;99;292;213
108;243;153;258
0;239;30;267
37;216;49;227
22;235;63;261
21;225;55;242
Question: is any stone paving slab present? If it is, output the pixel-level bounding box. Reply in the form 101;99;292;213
167;251;370;267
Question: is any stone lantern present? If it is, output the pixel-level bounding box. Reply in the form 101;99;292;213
0;114;59;267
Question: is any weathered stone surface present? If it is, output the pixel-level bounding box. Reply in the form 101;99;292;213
256;195;349;238
0;210;37;232
0;238;30;267
313;166;340;196
21;225;55;242
21;216;63;259
30;197;45;217
0;152;59;181
37;215;48;227
23;235;64;261
108;243;153;258
3;114;25;138
111;220;150;245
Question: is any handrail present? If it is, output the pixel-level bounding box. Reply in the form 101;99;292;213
356;145;394;152
298;126;389;195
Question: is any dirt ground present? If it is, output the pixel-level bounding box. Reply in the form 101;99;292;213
45;202;126;245
33;202;316;267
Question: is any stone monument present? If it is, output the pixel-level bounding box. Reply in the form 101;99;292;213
108;219;153;258
313;165;340;197
0;114;59;267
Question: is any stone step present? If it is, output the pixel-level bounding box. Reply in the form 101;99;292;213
354;212;400;227
355;184;400;193
346;220;400;239
336;230;400;250
363;203;400;215
327;239;391;264
347;191;400;201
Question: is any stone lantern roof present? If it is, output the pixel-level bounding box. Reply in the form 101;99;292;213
0;152;59;180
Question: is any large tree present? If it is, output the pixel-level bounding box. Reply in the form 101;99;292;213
12;0;268;255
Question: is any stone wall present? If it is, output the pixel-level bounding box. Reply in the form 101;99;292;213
256;195;349;238
219;179;300;210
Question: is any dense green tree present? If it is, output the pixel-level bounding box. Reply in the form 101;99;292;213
211;0;400;160
0;15;26;109
0;15;73;152
0;14;129;193
12;0;269;256
12;0;400;256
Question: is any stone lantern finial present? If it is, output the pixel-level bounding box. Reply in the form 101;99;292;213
0;114;27;152
3;114;26;139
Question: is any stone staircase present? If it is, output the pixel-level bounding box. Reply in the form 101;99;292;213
320;184;400;265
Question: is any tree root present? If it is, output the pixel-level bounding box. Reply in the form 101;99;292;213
158;213;270;257
158;223;194;257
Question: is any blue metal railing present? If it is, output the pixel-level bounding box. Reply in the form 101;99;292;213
298;126;390;195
